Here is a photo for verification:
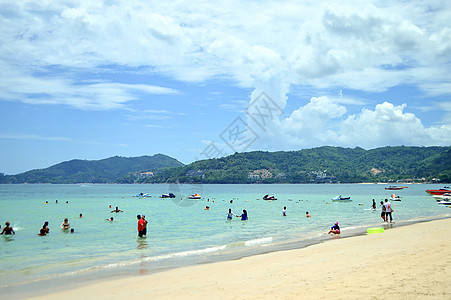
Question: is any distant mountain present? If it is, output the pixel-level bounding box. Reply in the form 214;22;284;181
138;146;451;184
1;146;449;184
0;154;184;184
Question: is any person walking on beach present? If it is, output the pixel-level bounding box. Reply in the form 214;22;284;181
137;215;146;237
282;206;287;216
1;221;15;235
384;199;393;223
61;218;70;230
380;201;386;222
328;222;340;234
39;221;49;236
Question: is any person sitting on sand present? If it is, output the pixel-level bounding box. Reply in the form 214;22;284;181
39;221;49;236
328;222;340;234
111;207;123;213
60;218;70;230
1;221;15;235
306;211;311;218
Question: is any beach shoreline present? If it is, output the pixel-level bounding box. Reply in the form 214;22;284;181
21;217;451;299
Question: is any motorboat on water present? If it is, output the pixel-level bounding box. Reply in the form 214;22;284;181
263;194;277;200
390;194;402;201
332;195;352;201
437;200;451;205
432;194;451;201
188;193;201;199
385;186;404;190
136;193;150;197
425;188;451;195
160;193;176;198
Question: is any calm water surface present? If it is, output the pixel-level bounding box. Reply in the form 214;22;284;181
0;183;449;295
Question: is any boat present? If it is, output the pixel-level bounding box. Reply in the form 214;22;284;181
425;188;451;195
188;193;201;199
385;186;404;190
160;193;176;198
390;194;402;201
263;195;277;200
432;194;451;201
136;193;150;197
437;200;451;205
332;195;352;201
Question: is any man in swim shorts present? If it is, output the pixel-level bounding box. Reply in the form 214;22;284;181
1;221;15;235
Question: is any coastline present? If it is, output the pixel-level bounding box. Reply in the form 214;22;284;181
26;217;451;299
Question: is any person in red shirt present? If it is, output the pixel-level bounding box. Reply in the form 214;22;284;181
137;215;145;237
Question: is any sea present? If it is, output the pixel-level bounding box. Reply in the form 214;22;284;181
0;183;449;297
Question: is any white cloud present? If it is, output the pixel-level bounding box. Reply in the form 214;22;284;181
251;98;451;150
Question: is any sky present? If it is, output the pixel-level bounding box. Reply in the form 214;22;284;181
0;0;451;175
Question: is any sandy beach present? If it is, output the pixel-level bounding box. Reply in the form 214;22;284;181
30;218;451;300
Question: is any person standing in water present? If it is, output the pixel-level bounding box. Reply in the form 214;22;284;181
282;206;287;216
240;210;248;220
227;209;238;220
371;199;376;210
380;201;386;222
137;215;145;237
60;218;70;230
141;215;148;236
1;221;15;235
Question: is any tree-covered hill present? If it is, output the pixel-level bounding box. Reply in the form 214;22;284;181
140;146;451;184
0;154;184;184
1;146;449;184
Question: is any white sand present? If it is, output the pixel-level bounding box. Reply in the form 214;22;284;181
31;218;451;299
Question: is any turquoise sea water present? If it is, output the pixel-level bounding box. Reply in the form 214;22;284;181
0;183;449;296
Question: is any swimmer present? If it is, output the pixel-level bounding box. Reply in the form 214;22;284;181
205;206;210;210
79;213;83;218
328;222;340;234
1;221;15;235
282;206;287;216
38;221;49;236
60;218;70;230
105;217;113;221
111;207;123;213
306;211;311;218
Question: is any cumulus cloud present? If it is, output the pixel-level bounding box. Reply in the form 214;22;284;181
1;0;450;147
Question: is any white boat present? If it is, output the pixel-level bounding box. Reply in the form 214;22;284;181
437;200;451;205
332;195;352;201
432;194;451;201
188;193;201;199
390;194;402;201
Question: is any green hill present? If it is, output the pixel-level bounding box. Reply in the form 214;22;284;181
0;154;184;184
139;146;451;184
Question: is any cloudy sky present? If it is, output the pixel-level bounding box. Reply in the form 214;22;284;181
1;0;450;174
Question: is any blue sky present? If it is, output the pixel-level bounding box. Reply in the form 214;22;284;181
1;0;450;175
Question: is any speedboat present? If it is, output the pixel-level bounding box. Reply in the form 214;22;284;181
390;194;402;201
425;188;451;195
263;194;277;200
385;186;404;190
188;193;201;199
437;200;451;205
160;193;176;198
432;194;451;201
136;193;150;197
332;195;352;201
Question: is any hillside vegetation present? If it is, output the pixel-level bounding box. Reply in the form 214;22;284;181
1;146;449;184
